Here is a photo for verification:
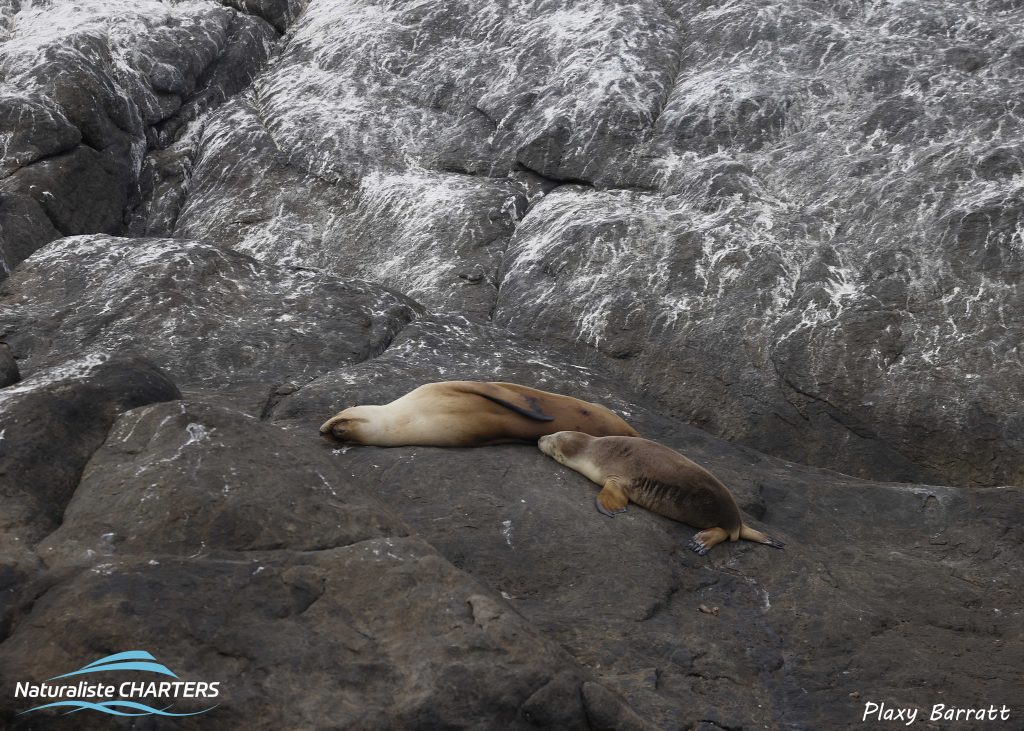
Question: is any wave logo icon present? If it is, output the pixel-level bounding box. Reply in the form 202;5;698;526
16;650;220;718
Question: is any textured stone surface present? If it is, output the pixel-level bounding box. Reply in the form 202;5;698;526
274;321;1024;730
2;0;1023;728
0;354;179;640
0;355;180;545
156;0;1024;487
2;400;645;730
39;401;411;564
171;97;531;319
0;342;17;387
0;234;419;412
0;0;280;275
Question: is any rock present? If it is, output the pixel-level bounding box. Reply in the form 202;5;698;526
2;144;131;236
39;401;411;564
271;319;1024;729
144;0;1024;488
0;343;17;387
1;399;643;730
270;314;646;431
216;0;307;34
0;355;179;639
0;354;180;545
0;93;81;179
3;0;1024;728
0;235;419;413
0;1;280;274
0;193;63;276
0;550;644;730
492;181;1023;487
172;98;528;320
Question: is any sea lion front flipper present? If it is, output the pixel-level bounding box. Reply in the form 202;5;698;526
686;527;729;556
595;478;629;517
460;383;556;422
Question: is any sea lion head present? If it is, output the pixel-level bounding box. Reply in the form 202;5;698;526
319;406;373;443
538;430;592;465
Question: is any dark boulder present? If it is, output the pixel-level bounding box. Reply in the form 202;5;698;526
0;235;419;413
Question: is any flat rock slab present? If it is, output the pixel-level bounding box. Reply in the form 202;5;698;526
0;548;646;730
40;401;411;565
0;235;419;413
0;400;646;730
274;319;1024;730
333;443;1024;729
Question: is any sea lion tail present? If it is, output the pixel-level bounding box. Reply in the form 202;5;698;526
740;525;785;549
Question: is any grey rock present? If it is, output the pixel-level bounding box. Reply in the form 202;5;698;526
217;0;307;34
492;182;1023;487
0;342;18;387
0;235;419;413
0;1;281;274
40;401;411;564
0;193;63;277
0;354;180;545
274;319;1024;730
173;98;528;320
0;551;643;730
0;93;81;178
1;399;644;730
2;0;1024;729
270;314;646;432
0;355;179;639
2;145;131;236
148;0;1024;487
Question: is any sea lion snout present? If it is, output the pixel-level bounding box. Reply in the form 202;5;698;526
538;431;571;460
319;413;352;442
319;416;342;440
320;408;373;443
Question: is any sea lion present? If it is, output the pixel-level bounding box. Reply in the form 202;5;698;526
538;431;784;555
319;381;639;447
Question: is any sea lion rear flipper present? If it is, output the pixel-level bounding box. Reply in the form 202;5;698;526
740;525;785;549
595;478;629;517
686;527;728;556
460;383;556;422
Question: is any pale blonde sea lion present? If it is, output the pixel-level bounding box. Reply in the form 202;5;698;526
539;431;785;555
320;381;639;447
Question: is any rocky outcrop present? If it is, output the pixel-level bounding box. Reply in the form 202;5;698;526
154;0;1024;488
0;343;17;387
3;331;1019;729
2;0;1022;728
0;0;282;275
276;320;1024;730
0;234;419;412
0;355;180;545
0;355;179;639
2;400;646;730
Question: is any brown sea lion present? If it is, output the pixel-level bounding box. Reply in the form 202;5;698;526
538;431;784;555
319;381;639;446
